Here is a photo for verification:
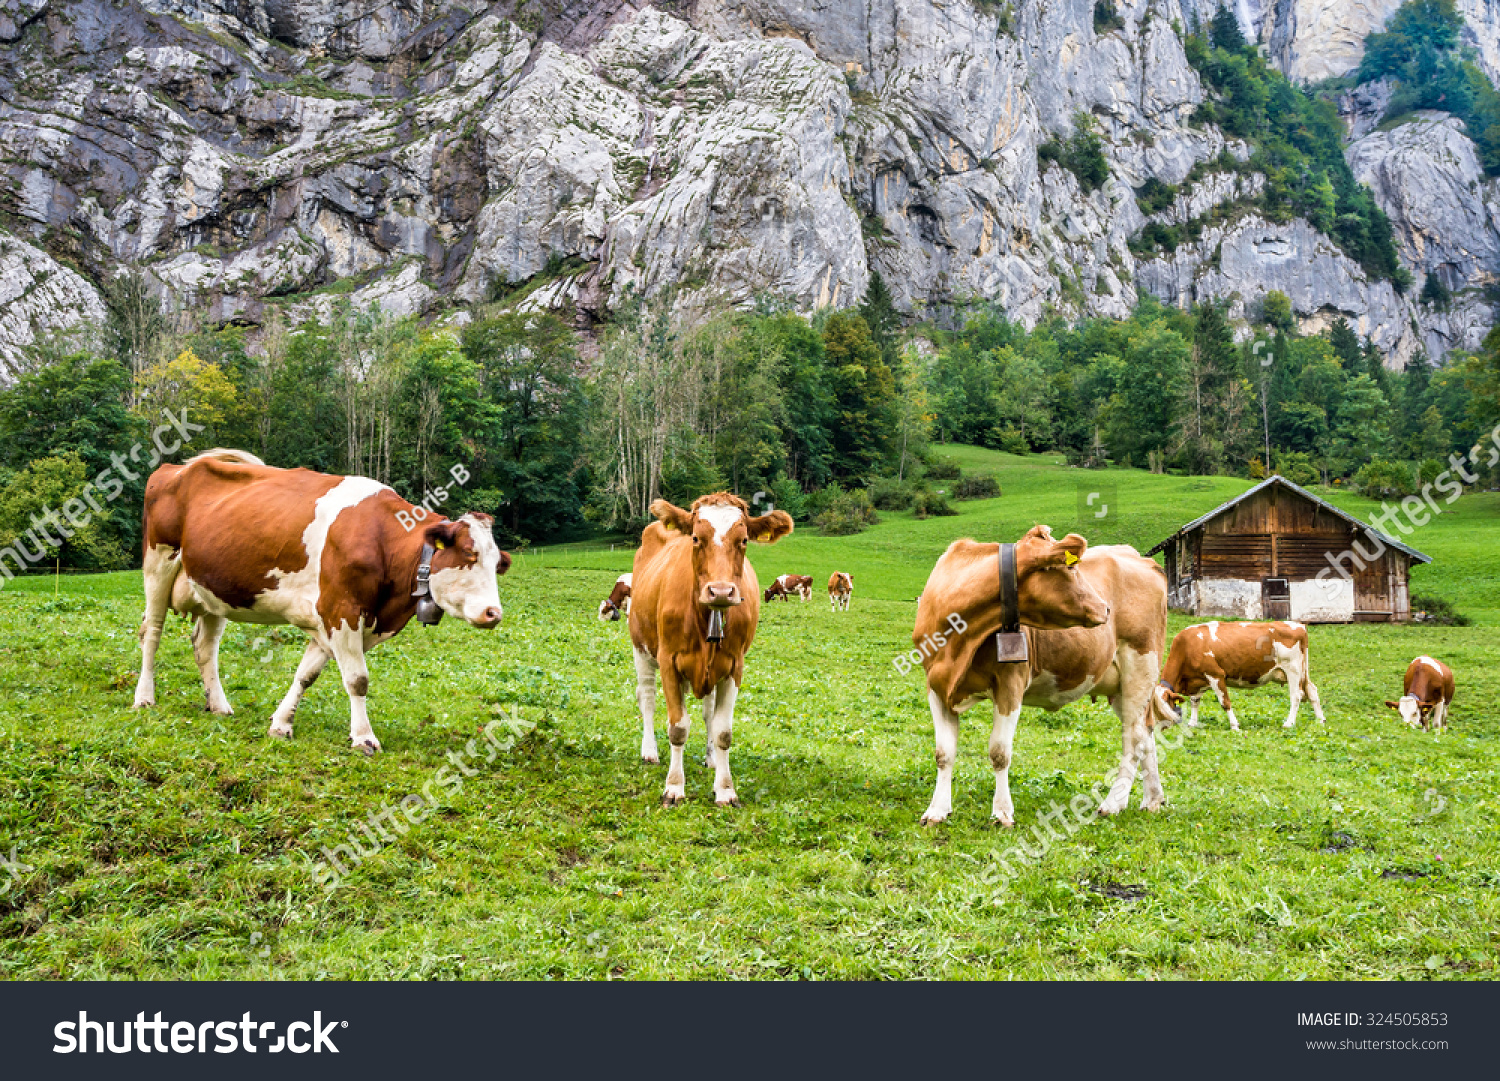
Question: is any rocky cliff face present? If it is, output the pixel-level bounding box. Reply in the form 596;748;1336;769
1;0;1498;373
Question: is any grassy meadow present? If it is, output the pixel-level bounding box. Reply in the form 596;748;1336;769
0;447;1496;979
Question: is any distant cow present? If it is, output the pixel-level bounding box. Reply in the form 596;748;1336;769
133;449;510;753
1386;655;1455;731
629;492;793;806
828;572;853;611
1158;621;1325;731
764;574;813;602
598;573;632;621
913;526;1177;824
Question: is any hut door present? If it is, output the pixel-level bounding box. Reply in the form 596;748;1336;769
1262;577;1291;620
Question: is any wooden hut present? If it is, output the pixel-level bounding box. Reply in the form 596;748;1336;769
1146;475;1431;623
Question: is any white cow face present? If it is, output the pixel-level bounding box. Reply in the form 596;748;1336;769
1395;694;1423;727
425;513;510;627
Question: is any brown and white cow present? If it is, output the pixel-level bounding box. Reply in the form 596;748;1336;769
1386;655;1455;731
132;449;510;753
913;526;1177;824
764;574;813;603
629;492;793;806
828;572;853;611
598;573;632;621
1158;621;1325;731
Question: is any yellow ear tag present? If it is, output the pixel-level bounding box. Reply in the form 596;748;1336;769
435;541;445;550
1065;551;1079;566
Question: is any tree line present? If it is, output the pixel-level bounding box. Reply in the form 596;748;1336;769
1;270;1497;574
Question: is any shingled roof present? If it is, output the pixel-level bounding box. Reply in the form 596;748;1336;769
1145;475;1432;563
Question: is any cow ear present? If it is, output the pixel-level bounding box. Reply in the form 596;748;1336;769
1035;532;1087;568
1384;700;1400;709
649;499;693;533
746;509;793;543
497;551;512;576
423;519;463;550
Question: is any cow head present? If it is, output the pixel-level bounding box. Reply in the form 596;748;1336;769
1153;685;1185;727
1014;525;1110;629
650;493;793;609
598;598;622;621
423;513;511;628
1385;694;1427;727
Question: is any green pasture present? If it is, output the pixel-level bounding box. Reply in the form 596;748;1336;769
0;448;1495;979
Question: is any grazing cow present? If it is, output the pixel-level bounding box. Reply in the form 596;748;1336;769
1386;655;1455;731
913;526;1178;824
629;492;793;806
1158;621;1326;731
764;574;813;603
828;572;853;611
598;573;632;621
132;449;510;753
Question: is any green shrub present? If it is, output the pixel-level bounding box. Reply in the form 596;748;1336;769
815;489;880;535
1420;273;1451;311
868;476;915;511
912;489;958;519
1274;450;1320;487
766;476;808;521
953;473;1002;500
1093;0;1125;34
1037;114;1110;193
1355;458;1417;499
925;457;961;481
1410;593;1470;626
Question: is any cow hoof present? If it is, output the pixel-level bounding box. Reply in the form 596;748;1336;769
715;792;740;808
354;738;381;756
661;791;687;808
268;724;293;740
132;696;155;709
641;753;660;765
989;815;1014;829
1141;798;1166;812
1282;720;1296;729
1097;801;1125;817
919;811;949;827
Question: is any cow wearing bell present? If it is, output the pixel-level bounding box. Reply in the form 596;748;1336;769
1386;656;1455;731
1157;621;1325;731
132;449;511;754
912;525;1176;824
628;492;793;806
598;573;633;621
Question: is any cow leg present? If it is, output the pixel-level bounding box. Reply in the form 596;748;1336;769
1303;667;1326;725
701;683;717;770
1281;660;1304;729
987;701;1022;827
1186;695;1200;727
1103;650;1165;815
920;689;961;825
191;614;234;715
328;625;379;755
709;677;740;806
633;645;660;764
1136;727;1165;811
269;640;330;739
1431;700;1448;732
133;544;180;708
659;661;690;806
1206;675;1240;732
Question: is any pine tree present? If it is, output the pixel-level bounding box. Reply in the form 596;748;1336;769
1210;3;1247;53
